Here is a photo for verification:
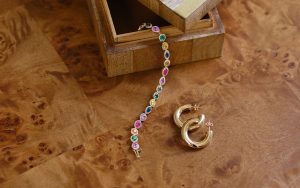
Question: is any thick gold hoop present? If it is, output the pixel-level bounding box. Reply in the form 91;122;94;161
181;117;213;149
173;104;205;131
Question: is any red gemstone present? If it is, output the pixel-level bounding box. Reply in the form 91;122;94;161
162;67;169;76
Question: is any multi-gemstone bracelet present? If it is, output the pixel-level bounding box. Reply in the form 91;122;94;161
130;23;171;158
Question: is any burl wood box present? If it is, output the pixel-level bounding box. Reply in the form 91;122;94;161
87;0;225;77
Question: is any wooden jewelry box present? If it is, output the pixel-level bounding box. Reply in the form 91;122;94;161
87;0;225;77
137;0;223;31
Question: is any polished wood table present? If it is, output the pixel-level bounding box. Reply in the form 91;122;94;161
0;0;299;187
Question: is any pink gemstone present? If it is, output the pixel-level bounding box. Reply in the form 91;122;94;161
162;67;169;76
152;26;160;33
140;113;147;122
132;142;140;150
159;77;166;85
134;120;142;129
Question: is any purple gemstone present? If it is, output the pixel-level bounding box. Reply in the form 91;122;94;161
159;77;166;85
134;120;142;129
132;142;140;150
152;26;160;33
162;67;169;76
140;113;147;122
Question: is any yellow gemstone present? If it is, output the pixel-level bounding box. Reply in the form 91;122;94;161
150;99;156;107
162;42;169;50
164;59;171;67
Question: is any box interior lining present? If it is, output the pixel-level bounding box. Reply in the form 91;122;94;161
107;0;209;35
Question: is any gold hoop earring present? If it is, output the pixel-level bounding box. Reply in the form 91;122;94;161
173;104;204;131
173;104;213;149
181;117;213;149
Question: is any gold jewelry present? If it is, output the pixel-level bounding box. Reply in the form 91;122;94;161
130;23;172;158
173;104;202;131
173;104;214;149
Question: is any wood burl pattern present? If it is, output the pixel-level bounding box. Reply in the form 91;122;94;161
0;0;300;187
0;2;104;184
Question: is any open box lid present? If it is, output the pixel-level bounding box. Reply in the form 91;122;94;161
137;0;222;31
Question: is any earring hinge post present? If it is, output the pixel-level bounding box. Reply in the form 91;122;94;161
193;104;201;111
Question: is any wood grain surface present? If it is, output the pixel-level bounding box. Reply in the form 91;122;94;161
160;0;213;17
138;0;222;30
1;0;300;187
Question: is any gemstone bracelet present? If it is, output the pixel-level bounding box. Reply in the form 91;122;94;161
130;23;171;158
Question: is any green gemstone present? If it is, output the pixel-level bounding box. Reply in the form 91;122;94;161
159;34;166;42
130;135;138;142
153;92;159;100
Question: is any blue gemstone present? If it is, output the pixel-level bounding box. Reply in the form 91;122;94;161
164;50;170;59
145;106;152;114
